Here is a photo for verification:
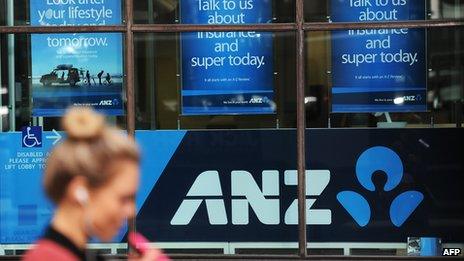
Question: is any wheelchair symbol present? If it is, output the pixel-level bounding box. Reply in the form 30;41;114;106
22;126;42;148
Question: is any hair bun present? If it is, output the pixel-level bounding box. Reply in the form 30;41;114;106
62;107;105;140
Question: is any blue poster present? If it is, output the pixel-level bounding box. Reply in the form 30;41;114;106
180;0;275;115
0;129;55;243
331;0;426;112
30;1;124;117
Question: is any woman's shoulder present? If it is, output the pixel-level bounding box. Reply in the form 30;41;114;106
23;239;81;261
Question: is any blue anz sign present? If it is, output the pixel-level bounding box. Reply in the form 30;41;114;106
2;129;463;243
134;129;464;242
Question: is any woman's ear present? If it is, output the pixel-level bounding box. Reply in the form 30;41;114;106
75;186;88;205
67;176;89;206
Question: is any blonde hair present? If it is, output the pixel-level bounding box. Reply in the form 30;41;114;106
44;107;140;204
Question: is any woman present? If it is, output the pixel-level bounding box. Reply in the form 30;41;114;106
24;107;163;260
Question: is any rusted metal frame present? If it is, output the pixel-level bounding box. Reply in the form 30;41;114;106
125;0;135;137
303;19;464;31
1;20;461;34
0;25;126;34
124;0;136;254
296;0;307;258
131;23;297;32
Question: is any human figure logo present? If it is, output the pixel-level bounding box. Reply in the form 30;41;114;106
337;146;424;227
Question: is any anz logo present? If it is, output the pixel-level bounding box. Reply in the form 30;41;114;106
337;146;424;227
99;100;113;106
403;95;417;101
403;94;422;102
99;99;119;106
249;97;264;104
171;146;424;228
249;96;270;104
170;170;332;225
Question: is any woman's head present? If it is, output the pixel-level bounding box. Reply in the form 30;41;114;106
44;107;140;241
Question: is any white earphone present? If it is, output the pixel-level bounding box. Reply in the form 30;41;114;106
75;186;89;204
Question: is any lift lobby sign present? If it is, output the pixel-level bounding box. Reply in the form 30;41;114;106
29;0;124;117
331;0;426;112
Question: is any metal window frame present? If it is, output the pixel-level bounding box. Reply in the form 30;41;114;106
0;0;463;258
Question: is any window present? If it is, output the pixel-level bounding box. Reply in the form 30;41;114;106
1;0;463;258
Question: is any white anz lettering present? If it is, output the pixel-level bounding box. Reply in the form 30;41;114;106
403;96;416;101
283;170;332;225
170;171;227;225
231;170;280;225
99;100;113;106
249;97;263;104
170;170;332;226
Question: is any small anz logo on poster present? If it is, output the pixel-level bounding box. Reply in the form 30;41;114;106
442;248;462;256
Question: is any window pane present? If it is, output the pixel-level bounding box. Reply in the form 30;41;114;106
0;0;28;26
134;127;299;255
0;33;127;132
0;0;6;26
133;31;299;254
135;32;296;130
304;28;464;256
304;127;464;256
305;0;464;22
305;27;464;128
0;32;128;255
134;0;295;24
